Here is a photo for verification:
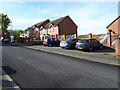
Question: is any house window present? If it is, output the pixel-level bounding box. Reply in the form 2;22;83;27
50;26;54;31
41;29;45;33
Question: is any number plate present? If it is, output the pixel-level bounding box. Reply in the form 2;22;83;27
78;47;83;49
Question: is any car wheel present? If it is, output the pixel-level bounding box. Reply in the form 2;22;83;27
48;44;52;47
100;45;103;49
89;47;93;52
70;44;75;49
62;47;65;49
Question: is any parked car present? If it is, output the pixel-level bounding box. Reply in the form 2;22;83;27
2;37;9;43
43;38;60;46
76;38;103;51
60;38;79;49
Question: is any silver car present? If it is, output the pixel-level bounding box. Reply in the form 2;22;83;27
60;38;79;49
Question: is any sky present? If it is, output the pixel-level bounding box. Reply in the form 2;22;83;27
1;1;119;35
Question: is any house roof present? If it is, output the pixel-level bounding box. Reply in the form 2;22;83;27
24;19;50;31
106;16;120;28
34;19;50;28
44;15;69;29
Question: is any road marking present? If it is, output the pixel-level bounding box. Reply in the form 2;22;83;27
2;70;20;89
14;56;23;60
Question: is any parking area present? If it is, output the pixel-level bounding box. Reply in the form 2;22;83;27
23;44;118;66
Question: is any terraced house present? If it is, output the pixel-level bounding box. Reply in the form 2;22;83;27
20;15;77;41
39;15;77;41
21;19;50;40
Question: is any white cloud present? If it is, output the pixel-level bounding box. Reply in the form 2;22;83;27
63;3;118;35
8;18;46;30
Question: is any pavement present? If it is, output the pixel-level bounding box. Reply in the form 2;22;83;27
14;43;119;66
2;44;119;88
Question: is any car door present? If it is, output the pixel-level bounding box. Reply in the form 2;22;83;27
72;39;78;45
93;39;100;49
94;40;101;48
89;39;96;49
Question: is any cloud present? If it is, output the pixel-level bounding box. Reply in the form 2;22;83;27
8;18;46;30
62;3;118;35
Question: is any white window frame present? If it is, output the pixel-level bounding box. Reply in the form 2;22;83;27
41;29;45;33
50;26;54;31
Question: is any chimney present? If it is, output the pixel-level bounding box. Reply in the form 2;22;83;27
88;33;92;39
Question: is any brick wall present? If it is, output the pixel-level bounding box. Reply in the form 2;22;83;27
59;16;77;36
47;26;59;35
107;17;120;48
115;37;120;58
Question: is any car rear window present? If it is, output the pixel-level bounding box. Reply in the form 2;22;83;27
78;39;89;43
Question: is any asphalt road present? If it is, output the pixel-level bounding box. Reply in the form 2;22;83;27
2;44;119;88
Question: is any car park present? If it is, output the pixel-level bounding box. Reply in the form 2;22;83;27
76;38;103;51
43;38;60;47
60;38;79;49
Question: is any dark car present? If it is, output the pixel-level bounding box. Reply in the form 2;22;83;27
43;38;60;47
2;37;9;43
60;38;79;49
76;38;103;51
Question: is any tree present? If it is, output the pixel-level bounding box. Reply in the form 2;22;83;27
0;13;11;31
8;29;23;38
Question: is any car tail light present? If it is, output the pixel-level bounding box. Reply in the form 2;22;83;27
47;41;48;43
66;41;69;44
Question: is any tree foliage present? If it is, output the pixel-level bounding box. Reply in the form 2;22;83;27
8;29;23;38
0;13;11;31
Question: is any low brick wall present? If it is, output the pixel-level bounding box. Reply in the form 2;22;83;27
115;37;120;58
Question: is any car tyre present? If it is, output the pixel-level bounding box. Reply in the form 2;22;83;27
62;47;65;49
48;44;52;47
100;45;103;49
70;44;75;49
89;47;93;52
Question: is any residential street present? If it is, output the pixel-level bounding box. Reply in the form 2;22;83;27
2;44;118;88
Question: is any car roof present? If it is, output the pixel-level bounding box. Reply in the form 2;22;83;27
79;38;96;40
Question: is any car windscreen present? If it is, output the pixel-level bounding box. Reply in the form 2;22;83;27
64;38;72;41
78;39;89;43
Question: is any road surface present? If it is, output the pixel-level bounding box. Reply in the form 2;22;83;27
2;44;118;88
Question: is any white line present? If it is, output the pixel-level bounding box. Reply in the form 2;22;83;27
14;56;23;60
2;70;20;89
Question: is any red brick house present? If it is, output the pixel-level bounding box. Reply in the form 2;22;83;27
40;15;78;40
106;16;120;57
21;15;77;42
20;19;50;40
106;16;120;47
